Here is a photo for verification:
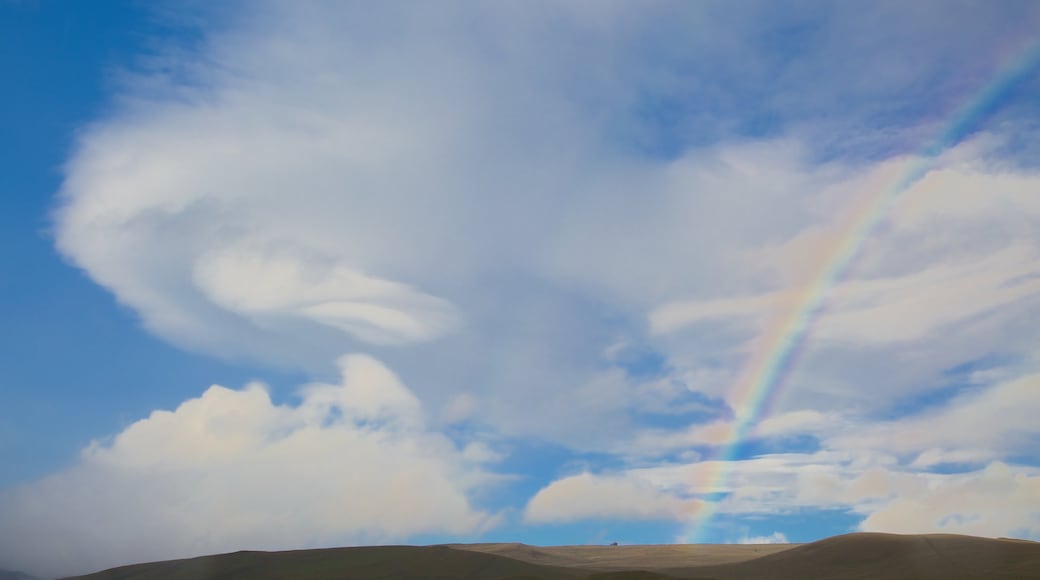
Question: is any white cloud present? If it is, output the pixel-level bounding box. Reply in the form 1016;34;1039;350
595;373;1040;538
859;462;1040;538
193;246;459;345
813;244;1040;346
756;410;833;437
0;355;498;579
544;452;1040;541
524;472;702;524
440;392;480;426
652;151;1040;350
738;531;788;544
831;372;1040;464
652;145;1040;417
614;421;734;459
53;0;1040;447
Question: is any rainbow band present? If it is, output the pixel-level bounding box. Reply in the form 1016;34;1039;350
681;38;1040;544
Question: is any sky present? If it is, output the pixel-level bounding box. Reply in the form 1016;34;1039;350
2;1;1040;577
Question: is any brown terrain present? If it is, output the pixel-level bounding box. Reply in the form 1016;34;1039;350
65;532;1040;580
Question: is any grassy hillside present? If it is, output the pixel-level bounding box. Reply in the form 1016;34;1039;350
663;533;1040;580
65;533;1040;580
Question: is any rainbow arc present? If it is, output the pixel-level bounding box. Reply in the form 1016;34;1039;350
680;38;1040;544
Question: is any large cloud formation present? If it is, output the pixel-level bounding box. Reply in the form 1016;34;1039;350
52;3;1040;441
0;355;497;579
7;1;1040;576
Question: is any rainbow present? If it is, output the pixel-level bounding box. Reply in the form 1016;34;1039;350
680;38;1040;544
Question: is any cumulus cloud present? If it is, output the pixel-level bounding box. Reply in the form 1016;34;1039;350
524;472;702;524
0;355;498;579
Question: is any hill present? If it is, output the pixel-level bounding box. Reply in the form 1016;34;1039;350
670;532;1040;580
63;545;583;580
64;532;1040;580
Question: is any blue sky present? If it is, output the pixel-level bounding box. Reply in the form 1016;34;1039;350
2;2;1040;577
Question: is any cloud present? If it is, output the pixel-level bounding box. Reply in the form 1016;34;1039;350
859;462;1040;538
52;2;1040;439
0;355;498;579
830;372;1040;465
544;453;1040;540
513;373;1040;540
738;532;788;544
524;472;702;524
652;145;1040;417
594;373;1040;538
28;0;1040;559
193;246;459;345
652;149;1040;347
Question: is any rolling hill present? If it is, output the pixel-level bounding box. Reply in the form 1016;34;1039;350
64;533;1040;580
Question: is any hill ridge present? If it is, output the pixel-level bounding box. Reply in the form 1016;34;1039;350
64;532;1040;580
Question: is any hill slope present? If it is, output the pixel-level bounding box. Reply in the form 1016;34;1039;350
452;542;793;571
665;533;1040;580
64;545;583;580
65;533;1040;580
